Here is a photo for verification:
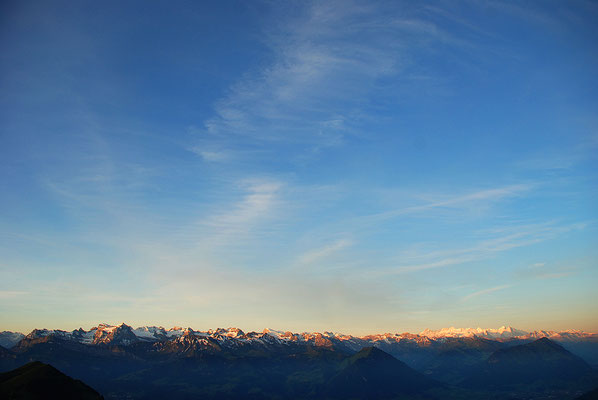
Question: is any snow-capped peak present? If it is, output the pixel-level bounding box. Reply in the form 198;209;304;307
0;331;25;348
5;323;596;350
91;323;138;345
419;326;528;340
263;328;285;338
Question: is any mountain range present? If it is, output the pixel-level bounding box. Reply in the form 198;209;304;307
2;323;596;349
1;323;597;399
3;323;597;369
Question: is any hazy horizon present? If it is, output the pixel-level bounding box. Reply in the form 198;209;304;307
1;1;597;336
4;321;597;339
4;321;597;337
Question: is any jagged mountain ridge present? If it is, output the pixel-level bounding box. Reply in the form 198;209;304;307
2;323;595;350
7;323;596;374
1;332;596;400
420;326;598;341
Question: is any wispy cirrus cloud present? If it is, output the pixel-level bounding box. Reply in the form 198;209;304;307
295;183;538;247
461;284;512;302
382;221;587;275
298;238;353;265
515;132;598;172
516;261;577;281
192;0;469;157
362;184;533;223
189;147;230;163
193;179;284;248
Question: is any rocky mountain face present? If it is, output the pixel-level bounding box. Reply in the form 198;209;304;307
0;332;24;349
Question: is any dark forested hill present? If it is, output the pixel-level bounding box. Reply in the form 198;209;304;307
326;346;440;399
0;361;103;400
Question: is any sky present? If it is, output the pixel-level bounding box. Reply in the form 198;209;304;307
1;0;597;335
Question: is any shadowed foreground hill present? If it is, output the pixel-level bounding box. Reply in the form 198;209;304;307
0;361;103;400
326;346;441;399
576;386;598;399
463;338;593;389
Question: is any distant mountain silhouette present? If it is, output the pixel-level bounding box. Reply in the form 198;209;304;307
576;386;598;400
463;337;592;389
2;330;596;399
0;361;103;399
0;345;10;356
326;346;440;399
422;336;504;383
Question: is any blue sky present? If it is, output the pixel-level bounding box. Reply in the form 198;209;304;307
1;0;597;334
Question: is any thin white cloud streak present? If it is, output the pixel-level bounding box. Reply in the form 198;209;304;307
177;179;287;251
461;284;512;302
381;221;587;275
298;239;353;265
204;181;282;229
290;183;537;252
299;184;535;243
533;272;573;280
516;262;578;281
0;290;28;299
515;132;598;171
391;255;478;274
189;147;230;162
362;184;533;223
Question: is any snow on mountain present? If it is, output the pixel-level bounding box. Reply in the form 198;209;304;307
91;323;139;345
154;328;224;355
212;327;246;338
77;329;96;344
262;328;288;340
5;323;595;349
417;326;597;342
25;329;59;339
419;326;528;340
130;325;205;341
132;326;175;341
361;332;433;346
133;326;161;340
0;331;25;349
166;327;185;337
523;329;598;342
